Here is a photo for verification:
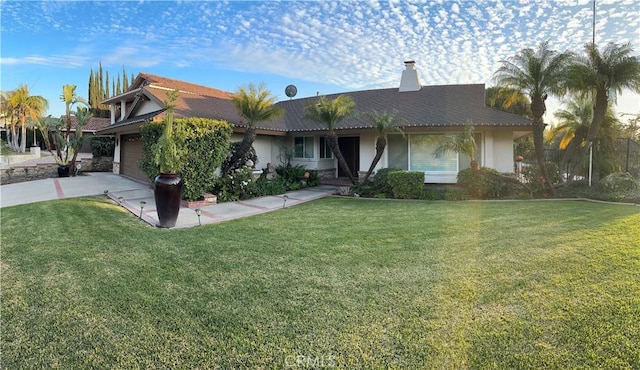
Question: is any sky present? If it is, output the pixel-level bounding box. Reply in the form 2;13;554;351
1;0;639;125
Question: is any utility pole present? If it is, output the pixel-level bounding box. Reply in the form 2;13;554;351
592;0;596;45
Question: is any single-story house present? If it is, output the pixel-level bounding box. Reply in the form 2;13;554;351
98;62;533;183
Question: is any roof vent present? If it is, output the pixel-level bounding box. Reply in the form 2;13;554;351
399;60;422;92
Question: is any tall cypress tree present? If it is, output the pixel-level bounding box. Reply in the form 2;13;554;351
105;70;110;99
122;65;129;91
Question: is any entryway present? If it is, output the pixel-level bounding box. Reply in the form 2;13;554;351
337;136;360;178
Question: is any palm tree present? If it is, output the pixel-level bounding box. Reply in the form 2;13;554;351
303;95;358;184
6;85;49;153
493;41;572;196
551;96;592;178
433;124;479;170
60;84;88;174
552;96;621;181
363;110;404;182
566;42;640;163
485;86;531;118
0;90;17;149
222;83;283;174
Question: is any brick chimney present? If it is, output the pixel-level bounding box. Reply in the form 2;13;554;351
399;60;422;92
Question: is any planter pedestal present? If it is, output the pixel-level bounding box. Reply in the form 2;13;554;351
154;173;183;228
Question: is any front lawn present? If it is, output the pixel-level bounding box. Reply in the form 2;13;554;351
2;197;639;368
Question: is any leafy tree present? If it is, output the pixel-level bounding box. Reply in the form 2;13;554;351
61;84;90;174
1;85;49;153
619;113;640;140
566;42;640;163
493;41;572;196
363;110;404;182
303;95;358;184
38;106;92;168
433;124;479;170
221;83;283;174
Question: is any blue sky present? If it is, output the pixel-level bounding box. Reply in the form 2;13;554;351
1;0;639;123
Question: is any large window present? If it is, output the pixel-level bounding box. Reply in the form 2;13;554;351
388;134;408;170
387;134;458;172
294;137;314;159
409;135;457;172
319;137;333;159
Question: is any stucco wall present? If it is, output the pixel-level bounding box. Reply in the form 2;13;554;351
485;129;514;173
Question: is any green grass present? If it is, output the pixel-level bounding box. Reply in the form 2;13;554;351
2;197;639;369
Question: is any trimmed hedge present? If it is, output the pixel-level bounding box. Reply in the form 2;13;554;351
388;171;424;199
141;118;232;201
373;168;403;196
90;136;115;158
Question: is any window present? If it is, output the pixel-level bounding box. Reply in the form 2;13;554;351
294;137;314;159
388;134;458;172
387;134;408;170
319;137;333;159
410;135;458;172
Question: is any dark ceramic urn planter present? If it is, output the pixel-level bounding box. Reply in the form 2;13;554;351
58;165;70;177
154;173;183;228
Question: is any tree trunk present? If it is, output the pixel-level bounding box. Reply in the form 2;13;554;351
531;96;555;197
222;126;256;175
19;118;27;153
69;131;83;176
577;88;608;176
363;137;386;182
585;88;608;151
327;132;356;184
10;120;18;151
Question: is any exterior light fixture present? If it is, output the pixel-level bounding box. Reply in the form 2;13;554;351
195;208;202;226
283;195;289;209
139;201;146;218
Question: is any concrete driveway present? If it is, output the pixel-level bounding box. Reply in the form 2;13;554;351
0;172;149;208
1;173;338;229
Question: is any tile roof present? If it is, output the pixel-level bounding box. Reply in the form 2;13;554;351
269;84;533;132
144;86;245;126
59;115;111;132
136;73;235;100
101;73;532;135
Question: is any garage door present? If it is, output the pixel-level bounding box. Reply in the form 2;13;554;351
120;134;149;183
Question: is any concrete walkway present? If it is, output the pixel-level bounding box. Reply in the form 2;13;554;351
0;173;338;228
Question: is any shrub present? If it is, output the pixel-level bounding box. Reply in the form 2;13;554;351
214;167;255;202
388;171;424;199
221;142;258;174
180;118;232;201
249;176;287;197
276;164;314;190
351;182;376;197
422;188;447;200
522;161;562;197
444;188;471;201
141;118;233;201
90;136;115;158
457;168;500;199
596;172;639;193
373;168;402;196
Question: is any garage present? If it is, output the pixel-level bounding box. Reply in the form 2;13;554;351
120;134;149;183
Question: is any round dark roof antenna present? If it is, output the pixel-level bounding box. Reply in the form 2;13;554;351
285;84;297;99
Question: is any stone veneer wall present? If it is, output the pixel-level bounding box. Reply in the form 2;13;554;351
0;157;114;185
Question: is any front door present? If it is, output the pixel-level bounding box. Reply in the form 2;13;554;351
337;136;360;178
